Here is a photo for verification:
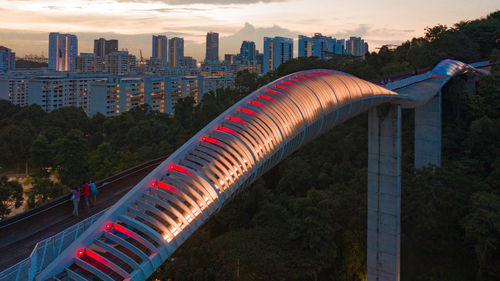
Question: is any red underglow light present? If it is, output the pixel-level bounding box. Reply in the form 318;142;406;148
248;101;266;108
105;224;112;230
78;249;85;257
170;164;189;175
238;108;257;116
113;223;135;238
431;74;444;78
282;81;294;86
297;76;309;80
217;126;237;135
265;89;282;96
227;116;246;124
305;74;315;78
155;180;180;193
86;249;112;267
275;85;288;90
202;136;220;144
290;78;301;82
258;94;274;101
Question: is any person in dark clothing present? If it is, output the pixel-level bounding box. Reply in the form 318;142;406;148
89;179;98;207
81;181;90;213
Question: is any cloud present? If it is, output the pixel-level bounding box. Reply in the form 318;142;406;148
116;0;285;4
329;24;416;39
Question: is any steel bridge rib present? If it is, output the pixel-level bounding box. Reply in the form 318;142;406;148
37;59;482;281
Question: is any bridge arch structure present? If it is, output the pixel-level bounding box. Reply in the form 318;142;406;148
37;59;485;281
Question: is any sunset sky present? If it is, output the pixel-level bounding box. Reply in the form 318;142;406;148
1;0;498;60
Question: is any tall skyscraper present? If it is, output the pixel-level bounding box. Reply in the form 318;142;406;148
346;37;368;57
263;36;293;74
94;38;118;60
0;46;15;72
105;40;118;55
152;35;168;66
205;32;219;62
48;32;78;71
239;41;256;64
298;33;337;59
335;39;345;55
169;37;184;67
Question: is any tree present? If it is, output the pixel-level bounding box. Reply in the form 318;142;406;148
424;24;449;41
0;124;35;174
174;97;195;130
57;129;89;187
462;192;500;280
234;70;259;93
26;177;67;209
0;176;23;218
0;100;19;121
42;107;89;135
29;135;53;176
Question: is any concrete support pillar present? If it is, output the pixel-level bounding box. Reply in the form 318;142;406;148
367;105;401;281
414;91;441;168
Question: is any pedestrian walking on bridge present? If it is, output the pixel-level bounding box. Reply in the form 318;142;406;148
89;179;98;207
71;186;80;217
81;181;90;213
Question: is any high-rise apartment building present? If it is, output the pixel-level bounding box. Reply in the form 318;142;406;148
169;37;184;67
335;39;345;55
263;36;293;74
205;32;219;62
0;46;15;72
346;37;368;57
152;35;168;66
28;75;108;113
90;77;144;117
76;53;105;73
93;38;118;60
0;78;28;106
239;41;256;64
48;32;78;71
298;33;338;59
105;51;137;75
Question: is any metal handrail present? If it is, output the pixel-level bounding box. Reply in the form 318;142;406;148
0;156;166;231
0;209;107;281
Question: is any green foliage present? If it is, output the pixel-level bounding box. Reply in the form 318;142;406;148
462;192;500;280
57;129;89;187
0;176;23;218
26;177;68;209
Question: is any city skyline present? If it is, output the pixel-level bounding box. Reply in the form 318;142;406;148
0;0;497;60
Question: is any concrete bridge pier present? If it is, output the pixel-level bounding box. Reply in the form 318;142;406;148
414;91;441;168
367;104;401;281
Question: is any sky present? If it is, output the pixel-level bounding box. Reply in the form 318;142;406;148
0;0;498;60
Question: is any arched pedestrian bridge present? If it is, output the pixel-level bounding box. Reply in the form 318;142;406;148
36;59;488;281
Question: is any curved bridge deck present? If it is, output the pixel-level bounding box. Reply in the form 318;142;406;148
0;60;490;281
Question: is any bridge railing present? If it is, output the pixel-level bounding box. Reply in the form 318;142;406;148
384;72;431;90
0;209;107;281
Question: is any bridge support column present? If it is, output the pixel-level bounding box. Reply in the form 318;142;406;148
367;105;401;281
414;90;441;168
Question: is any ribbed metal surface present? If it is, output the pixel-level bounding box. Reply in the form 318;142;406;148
38;60;484;281
431;59;474;77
